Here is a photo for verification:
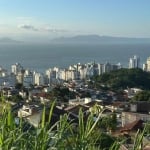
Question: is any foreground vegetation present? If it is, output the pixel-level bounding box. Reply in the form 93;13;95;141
0;102;149;150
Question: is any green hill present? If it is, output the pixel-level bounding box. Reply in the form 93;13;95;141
92;68;150;90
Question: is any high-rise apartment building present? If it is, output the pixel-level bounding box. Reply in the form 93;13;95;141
33;72;44;86
11;63;23;75
129;55;140;69
146;57;150;71
143;57;150;72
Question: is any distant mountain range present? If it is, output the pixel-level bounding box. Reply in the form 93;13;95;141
0;35;150;44
0;37;21;43
51;35;150;44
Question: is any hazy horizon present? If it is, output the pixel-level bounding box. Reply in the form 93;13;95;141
0;34;150;44
0;0;150;43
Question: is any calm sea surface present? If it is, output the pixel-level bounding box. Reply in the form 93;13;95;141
0;43;150;72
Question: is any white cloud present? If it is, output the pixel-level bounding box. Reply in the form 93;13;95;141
18;24;38;31
18;24;68;33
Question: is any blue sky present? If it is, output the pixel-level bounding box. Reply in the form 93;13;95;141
0;0;150;42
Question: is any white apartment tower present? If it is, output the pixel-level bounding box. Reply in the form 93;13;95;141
33;72;44;86
11;63;23;75
129;55;140;69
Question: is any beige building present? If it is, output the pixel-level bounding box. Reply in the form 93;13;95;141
143;57;150;72
122;111;150;126
146;57;150;71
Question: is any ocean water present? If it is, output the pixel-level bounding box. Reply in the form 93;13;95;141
0;43;150;73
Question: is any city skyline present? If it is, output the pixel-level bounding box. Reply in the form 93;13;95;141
0;0;150;42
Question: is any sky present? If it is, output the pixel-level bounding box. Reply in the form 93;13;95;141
0;0;150;42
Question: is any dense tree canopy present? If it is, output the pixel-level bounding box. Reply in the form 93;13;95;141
47;86;76;102
91;68;150;90
131;90;150;102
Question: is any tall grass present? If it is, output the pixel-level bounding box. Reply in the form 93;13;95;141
0;102;148;150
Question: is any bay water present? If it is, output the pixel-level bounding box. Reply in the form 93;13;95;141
0;43;150;73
